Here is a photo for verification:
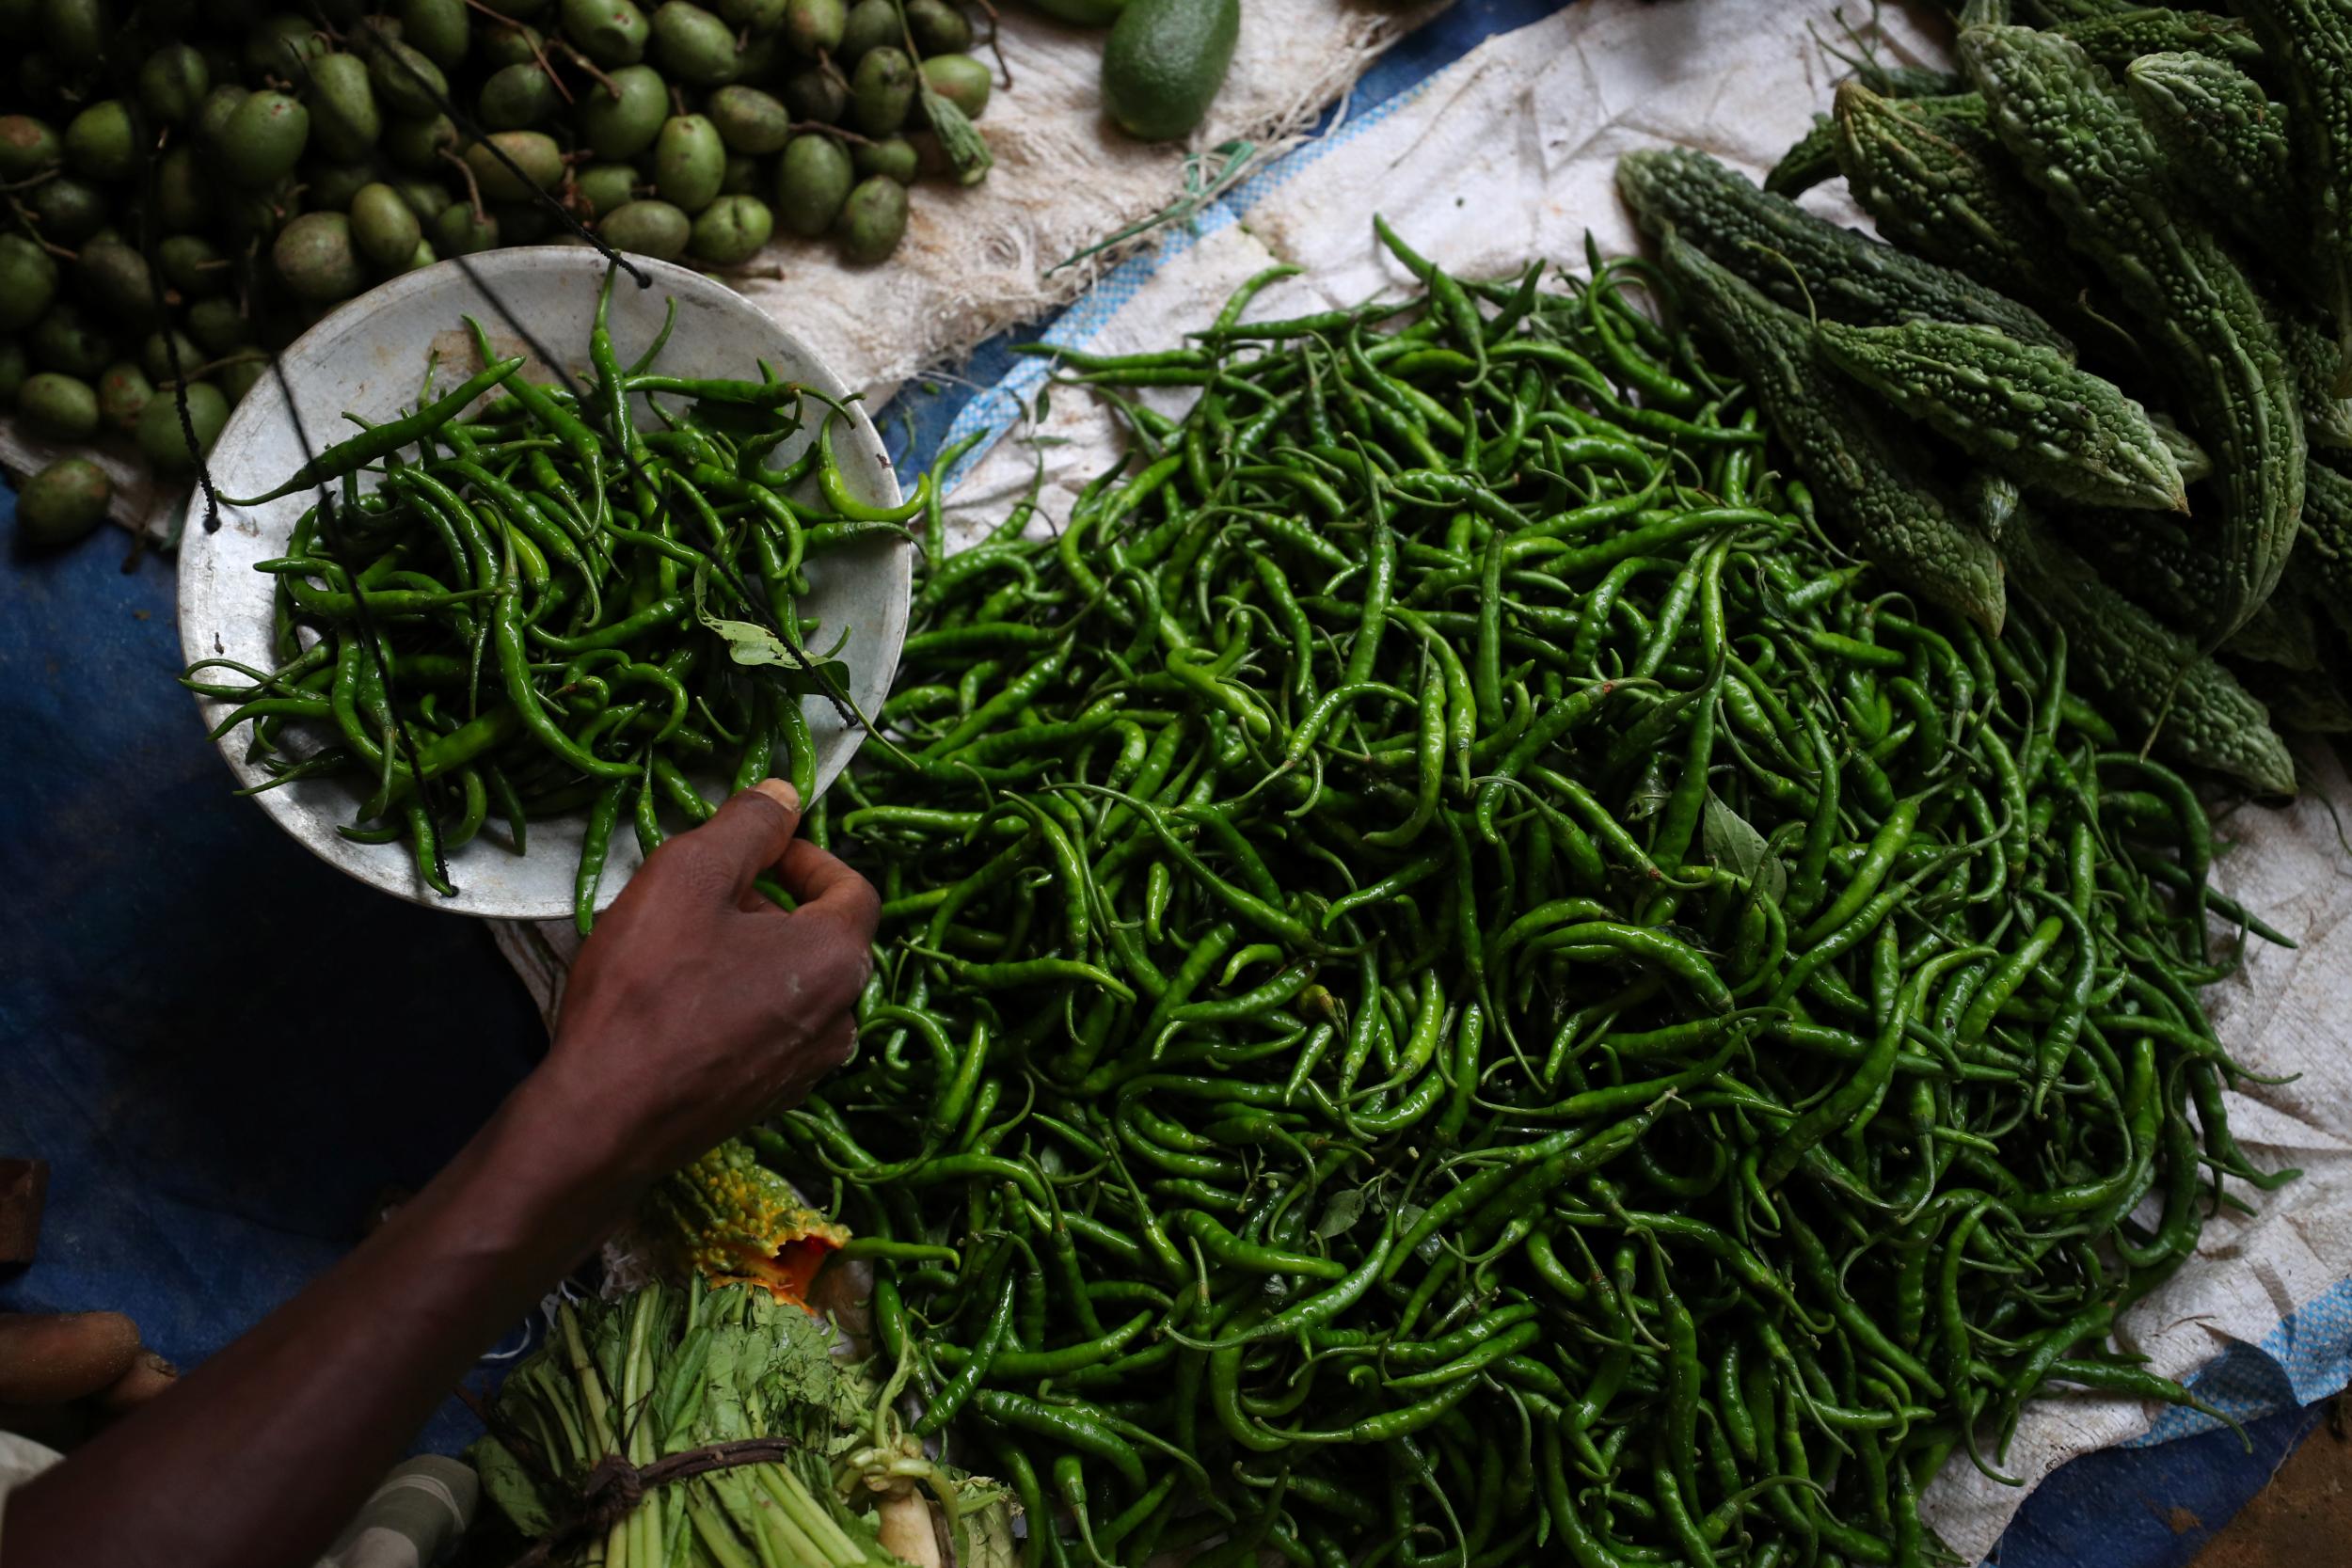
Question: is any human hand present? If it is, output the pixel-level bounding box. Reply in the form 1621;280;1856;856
534;780;881;1181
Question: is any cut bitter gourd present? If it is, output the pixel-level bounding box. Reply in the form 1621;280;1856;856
1832;81;2095;325
2124;53;2297;269
1963;24;2305;640
1816;318;2187;512
1656;228;2008;636
2004;507;2296;795
1613;147;2073;356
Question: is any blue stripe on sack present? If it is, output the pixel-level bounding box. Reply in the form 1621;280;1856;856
2126;1275;2352;1445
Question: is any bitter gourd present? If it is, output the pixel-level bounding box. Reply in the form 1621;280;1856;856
2297;454;2352;632
1963;24;2305;639
2232;0;2352;392
1816;318;2188;512
2072;502;2319;668
1832;81;2099;342
1766;116;1842;198
2052;8;2268;77
2124;53;2297;268
1774;93;1989;198
2279;308;2352;450
2003;507;2296;794
1614;147;2073;356
1656;228;2009;635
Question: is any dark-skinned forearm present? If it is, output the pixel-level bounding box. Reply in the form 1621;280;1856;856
0;1065;646;1568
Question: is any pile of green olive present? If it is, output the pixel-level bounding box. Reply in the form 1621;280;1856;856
1;0;995;544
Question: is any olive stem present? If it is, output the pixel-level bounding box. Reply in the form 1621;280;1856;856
789;120;880;148
438;146;488;225
550;40;621;102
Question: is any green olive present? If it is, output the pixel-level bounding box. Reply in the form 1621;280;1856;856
95;360;152;436
185;298;252;356
217;353;268;404
399;0;471;67
780;67;846;123
194;85;249;147
835;171;907;264
836;0;899;63
219;91;311;187
734;27;781;79
773;132;852;236
365;38;450;120
782;0;845;55
717;0;787;28
17;371;100;439
246;13;328;80
480;60;560;129
850;46;915;136
0;234;57;333
16;457;111;547
351;182;425;269
919;53;990;119
688;192;773;263
715;152;755;194
383;112;460;172
306;52;382;160
136;44;211;126
579;63;668;158
0;115;59;181
707;84;792;154
399;239;437;273
392;176;450;221
159;234;230;296
562;0;652;65
904;0;971;55
28;302;112;378
466;129;564;202
649;1;740;87
137;381;230;472
142;326;206;382
0;339;24;403
153;147;208;232
24;174;104;244
653;113;725;213
477;21;546;69
575;161;640;217
304;157;376;210
43;0;106;71
851;133;917;184
598;197;690;260
75;238;158;328
273;211;365;302
431;200;501;256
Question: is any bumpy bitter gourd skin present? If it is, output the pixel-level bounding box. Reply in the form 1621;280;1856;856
1817;317;2187;511
2280;309;2352;449
2052;8;2267;76
2233;0;2352;389
2124;53;2298;266
1773;91;1986;198
1832;81;2102;346
1963;24;2305;640
1613;147;2073;355
2005;509;2296;794
2296;455;2352;634
1652;228;2009;635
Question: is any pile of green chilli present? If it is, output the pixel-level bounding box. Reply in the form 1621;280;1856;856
184;269;918;919
726;225;2295;1568
1652;0;2352;787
